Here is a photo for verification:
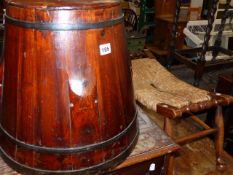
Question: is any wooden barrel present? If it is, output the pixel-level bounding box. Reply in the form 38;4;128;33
0;1;4;56
0;0;138;174
0;1;4;18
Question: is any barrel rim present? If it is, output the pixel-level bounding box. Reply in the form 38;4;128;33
5;14;124;30
7;0;120;10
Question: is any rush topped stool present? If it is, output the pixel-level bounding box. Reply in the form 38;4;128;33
132;51;233;174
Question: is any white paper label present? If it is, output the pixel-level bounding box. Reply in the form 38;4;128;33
149;163;156;171
99;43;111;56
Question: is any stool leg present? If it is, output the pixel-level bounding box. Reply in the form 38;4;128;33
194;62;205;87
214;106;226;171
164;117;174;175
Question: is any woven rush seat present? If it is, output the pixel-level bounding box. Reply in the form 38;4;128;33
132;58;233;118
132;57;233;174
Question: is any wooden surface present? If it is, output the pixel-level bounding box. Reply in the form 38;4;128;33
0;1;4;16
0;1;3;41
113;107;179;170
0;107;179;175
155;0;176;17
0;0;138;174
153;17;187;53
155;15;188;23
153;0;188;57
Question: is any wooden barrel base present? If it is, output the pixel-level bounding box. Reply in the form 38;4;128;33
0;125;139;175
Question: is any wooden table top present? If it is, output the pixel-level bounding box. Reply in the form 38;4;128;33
0;107;179;174
113;107;179;170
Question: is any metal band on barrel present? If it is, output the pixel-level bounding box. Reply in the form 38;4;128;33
0;128;139;174
0;110;138;154
5;15;124;30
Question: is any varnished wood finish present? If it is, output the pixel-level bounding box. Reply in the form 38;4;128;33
0;106;180;175
214;106;225;171
0;1;4;57
164;118;174;175
153;16;187;51
157;92;233;119
153;0;187;62
155;0;176;17
0;1;4;19
216;74;233;155
0;0;138;174
107;107;179;175
175;128;218;145
157;92;233;173
190;115;211;130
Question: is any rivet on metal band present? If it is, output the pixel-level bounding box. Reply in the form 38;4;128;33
5;14;124;31
0;110;138;154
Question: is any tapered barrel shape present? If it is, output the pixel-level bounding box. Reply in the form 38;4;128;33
0;0;138;174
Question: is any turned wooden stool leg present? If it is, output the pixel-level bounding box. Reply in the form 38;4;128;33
164;117;174;175
214;106;226;171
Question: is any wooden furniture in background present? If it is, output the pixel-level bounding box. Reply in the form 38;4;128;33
132;53;233;174
138;0;155;43
123;8;138;32
155;0;176;17
153;16;187;52
149;0;188;61
172;0;233;86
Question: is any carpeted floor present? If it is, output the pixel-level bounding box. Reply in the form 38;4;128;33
170;64;233;91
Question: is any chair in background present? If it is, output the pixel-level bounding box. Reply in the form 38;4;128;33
123;8;147;58
123;8;138;32
132;50;233;174
170;0;233;86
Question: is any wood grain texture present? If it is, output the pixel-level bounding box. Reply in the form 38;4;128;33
155;0;176;17
0;0;138;174
0;26;3;61
0;106;179;175
0;1;4;17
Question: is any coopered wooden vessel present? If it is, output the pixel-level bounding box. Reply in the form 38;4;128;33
0;1;4;56
0;0;138;174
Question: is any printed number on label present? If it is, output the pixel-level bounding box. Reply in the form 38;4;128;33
99;43;111;56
